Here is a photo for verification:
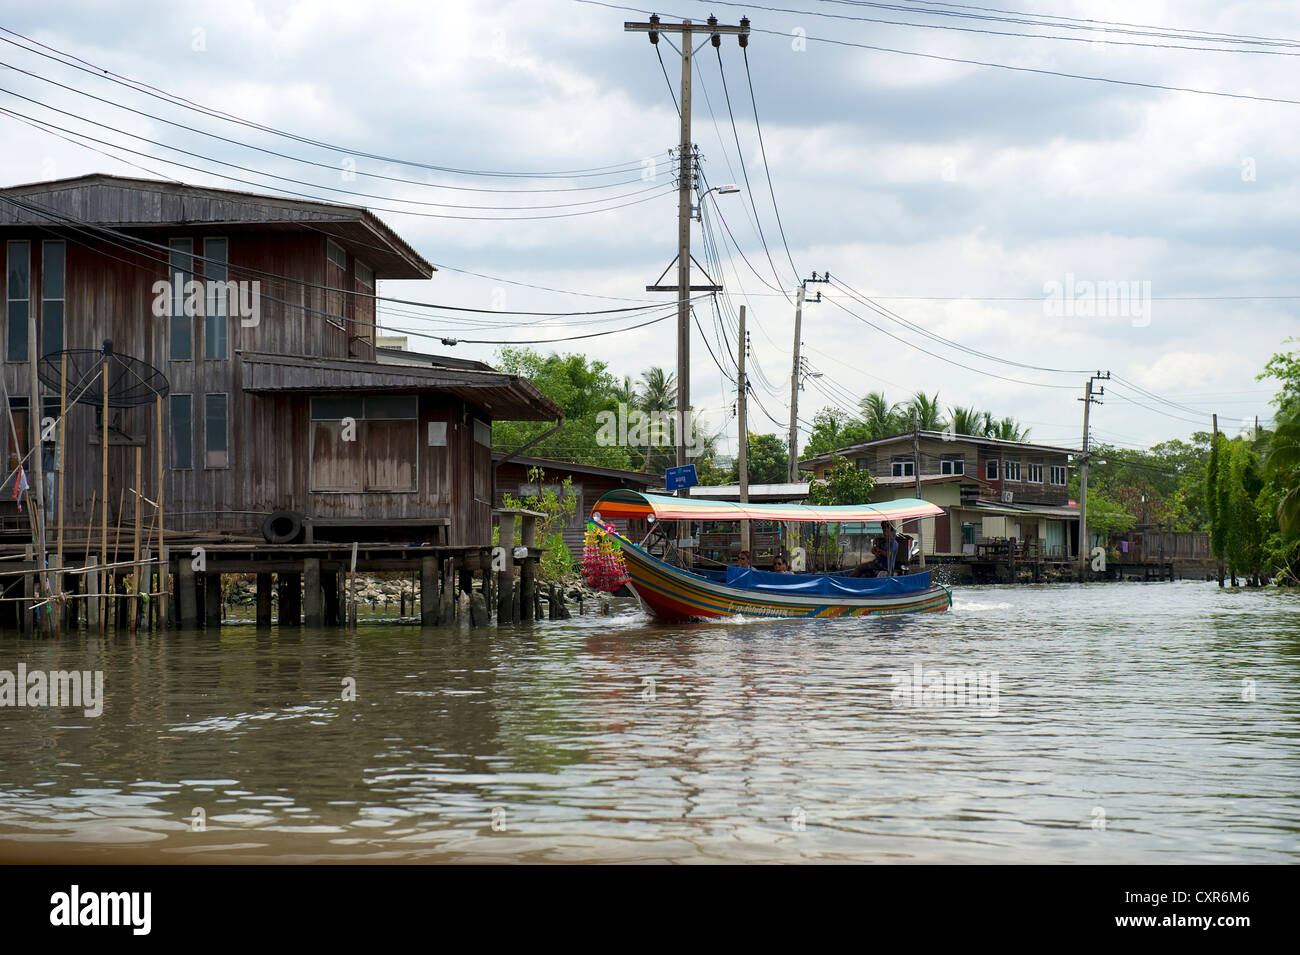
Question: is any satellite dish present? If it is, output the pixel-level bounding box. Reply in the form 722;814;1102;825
39;343;169;407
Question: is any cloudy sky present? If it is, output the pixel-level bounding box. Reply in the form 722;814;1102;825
1;0;1295;458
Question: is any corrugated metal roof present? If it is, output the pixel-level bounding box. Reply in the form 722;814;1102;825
0;173;434;279
239;351;562;421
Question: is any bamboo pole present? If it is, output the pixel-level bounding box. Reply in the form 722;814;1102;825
56;351;66;635
157;393;167;632
348;541;358;628
131;445;141;633
100;357;108;635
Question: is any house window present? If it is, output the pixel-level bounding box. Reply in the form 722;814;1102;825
171;394;192;469
855;458;870;470
326;239;347;330
203;238;228;360
891;456;914;477
168;239;193;360
353;260;374;352
310;394;418;492
41;241;64;356
204;394;229;468
6;240;29;362
1004;459;1021;481
1028;462;1043;483
985;458;998;480
940;456;964;476
1050;465;1068;486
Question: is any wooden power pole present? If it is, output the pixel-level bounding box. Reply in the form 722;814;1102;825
627;15;749;494
737;305;749;554
912;407;925;568
786;273;827;482
1077;371;1110;573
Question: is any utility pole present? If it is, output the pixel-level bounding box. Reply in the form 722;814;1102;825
912;407;925;568
1213;412;1223;587
628;15;750;495
787;272;828;482
737;305;750;555
1077;371;1110;573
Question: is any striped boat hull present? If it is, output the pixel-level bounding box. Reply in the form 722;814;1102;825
614;535;952;622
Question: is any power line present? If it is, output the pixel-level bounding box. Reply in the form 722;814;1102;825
700;0;1300;56
0;100;677;221
573;1;1300;106
0;27;657;180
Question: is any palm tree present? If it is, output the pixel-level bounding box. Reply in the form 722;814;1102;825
905;391;946;431
948;405;986;437
637;367;677;474
988;416;1032;442
612;374;636;409
1266;411;1300;535
859;391;902;439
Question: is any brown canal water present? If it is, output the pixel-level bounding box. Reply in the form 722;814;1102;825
0;581;1297;863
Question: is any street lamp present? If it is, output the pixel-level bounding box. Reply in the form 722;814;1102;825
695;183;740;220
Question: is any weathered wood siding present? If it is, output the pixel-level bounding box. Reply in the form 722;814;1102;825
0;229;491;542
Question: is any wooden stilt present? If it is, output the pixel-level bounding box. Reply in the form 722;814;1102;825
55;351;67;638
156;393;167;633
131;446;142;633
256;572;273;627
347;541;358;628
303;558;322;627
204;571;222;629
100;356;108;636
420;556;437;628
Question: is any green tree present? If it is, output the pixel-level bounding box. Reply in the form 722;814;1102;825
1265;410;1300;536
987;416;1031;442
948;405;988;437
904;391;946;431
1258;338;1300;417
500;467;578;582
1225;439;1266;584
803;407;873;459
858;391;904;440
730;432;789;485
805;454;876;506
492;347;633;469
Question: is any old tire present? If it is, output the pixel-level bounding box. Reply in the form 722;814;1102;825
262;509;304;544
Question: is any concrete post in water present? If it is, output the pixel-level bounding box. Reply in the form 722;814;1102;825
176;556;195;630
420;556;437;627
519;514;537;626
256;573;273;626
303;559;323;628
497;512;516;625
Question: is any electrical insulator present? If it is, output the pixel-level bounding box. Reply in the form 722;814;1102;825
709;16;720;47
649;13;659;44
739;17;749;47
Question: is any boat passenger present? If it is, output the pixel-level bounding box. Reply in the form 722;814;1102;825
737;550;752;569
771;554;794;574
881;522;899;575
848;542;887;577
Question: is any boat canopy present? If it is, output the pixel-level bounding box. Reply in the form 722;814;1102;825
590;489;943;524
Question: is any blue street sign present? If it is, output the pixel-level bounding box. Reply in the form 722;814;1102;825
664;464;698;492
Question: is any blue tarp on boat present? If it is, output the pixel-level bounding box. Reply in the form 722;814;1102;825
722;566;932;597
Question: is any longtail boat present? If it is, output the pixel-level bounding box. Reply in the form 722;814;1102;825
588;490;952;621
